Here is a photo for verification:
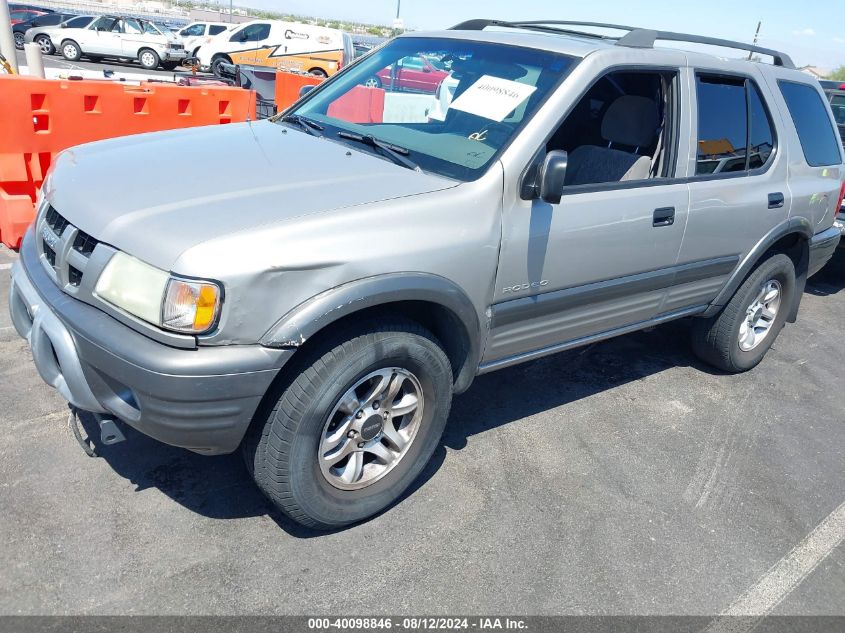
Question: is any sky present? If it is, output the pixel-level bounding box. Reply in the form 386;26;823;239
241;0;845;70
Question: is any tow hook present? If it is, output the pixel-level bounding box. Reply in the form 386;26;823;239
68;407;126;457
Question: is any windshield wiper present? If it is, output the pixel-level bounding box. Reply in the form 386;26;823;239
337;131;419;171
279;114;324;137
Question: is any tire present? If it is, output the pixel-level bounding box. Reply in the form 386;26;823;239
138;48;160;70
363;75;382;88
308;67;328;78
210;55;230;76
60;40;81;62
161;61;179;71
14;32;24;50
244;318;453;530
691;253;796;373
35;35;54;55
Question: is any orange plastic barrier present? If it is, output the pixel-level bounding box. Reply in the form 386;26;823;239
274;71;323;112
327;86;385;124
0;75;257;249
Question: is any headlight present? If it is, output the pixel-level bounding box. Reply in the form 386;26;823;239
94;252;221;334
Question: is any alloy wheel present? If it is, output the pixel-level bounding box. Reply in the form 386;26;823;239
318;368;424;490
738;279;782;351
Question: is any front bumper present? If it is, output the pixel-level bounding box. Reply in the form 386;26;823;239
162;49;188;62
808;225;841;277
9;230;293;454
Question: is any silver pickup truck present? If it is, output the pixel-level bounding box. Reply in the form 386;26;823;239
9;19;844;529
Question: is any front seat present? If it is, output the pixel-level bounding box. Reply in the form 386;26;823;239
564;95;659;186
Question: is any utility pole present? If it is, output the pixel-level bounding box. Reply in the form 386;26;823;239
748;21;761;60
0;0;19;73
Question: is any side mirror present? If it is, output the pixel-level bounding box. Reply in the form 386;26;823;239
299;84;315;98
538;150;568;205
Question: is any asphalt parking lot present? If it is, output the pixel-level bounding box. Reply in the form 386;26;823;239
1;243;844;617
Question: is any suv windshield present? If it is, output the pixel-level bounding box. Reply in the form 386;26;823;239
287;37;577;180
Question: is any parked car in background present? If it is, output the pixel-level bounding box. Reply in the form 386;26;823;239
13;12;74;49
56;15;187;70
824;87;845;148
24;15;94;55
367;53;450;93
9;8;45;26
195;19;352;76
177;21;231;58
9;3;54;12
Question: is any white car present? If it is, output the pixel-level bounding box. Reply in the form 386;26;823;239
176;21;232;58
56;15;188;70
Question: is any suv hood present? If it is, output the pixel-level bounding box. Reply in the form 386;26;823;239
45;120;456;270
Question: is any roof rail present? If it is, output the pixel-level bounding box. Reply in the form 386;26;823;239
448;19;796;69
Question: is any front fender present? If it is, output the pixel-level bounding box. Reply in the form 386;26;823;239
260;273;483;392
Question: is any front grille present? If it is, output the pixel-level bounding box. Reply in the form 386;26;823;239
73;230;98;257
170;43;183;50
68;265;83;287
45;205;69;236
37;205;101;291
43;241;56;266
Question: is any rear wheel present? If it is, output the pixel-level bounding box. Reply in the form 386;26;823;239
244;318;453;529
14;32;25;49
35;35;54;55
691;253;796;372
60;40;81;62
308;67;328;78
138;48;160;70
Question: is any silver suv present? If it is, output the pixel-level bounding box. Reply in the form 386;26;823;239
9;20;845;529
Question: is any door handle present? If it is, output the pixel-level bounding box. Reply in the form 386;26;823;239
653;207;675;227
768;192;785;209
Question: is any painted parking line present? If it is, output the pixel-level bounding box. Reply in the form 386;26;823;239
0;263;12;270
703;500;845;633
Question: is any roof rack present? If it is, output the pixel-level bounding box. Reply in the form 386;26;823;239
448;19;795;69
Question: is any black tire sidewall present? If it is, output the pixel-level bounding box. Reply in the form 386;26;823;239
725;254;795;371
282;331;451;527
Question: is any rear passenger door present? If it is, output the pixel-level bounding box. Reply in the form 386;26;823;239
674;67;787;311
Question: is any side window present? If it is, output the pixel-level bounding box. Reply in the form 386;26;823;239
400;56;424;70
40;14;63;25
232;23;270;42
748;83;775;169
182;24;205;37
209;25;227;35
695;74;776;175
65;17;91;28
545;69;677;187
778;81;842;167
123;19;143;34
695;76;747;174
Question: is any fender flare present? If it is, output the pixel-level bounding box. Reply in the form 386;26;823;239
260;273;483;393
701;216;812;319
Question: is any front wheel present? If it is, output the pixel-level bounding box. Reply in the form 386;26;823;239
363;75;382;88
691;253;796;372
161;61;179;71
308;67;328;78
244;318;453;529
138;48;160;70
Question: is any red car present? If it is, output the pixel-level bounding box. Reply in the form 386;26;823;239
9;8;45;25
367;55;450;94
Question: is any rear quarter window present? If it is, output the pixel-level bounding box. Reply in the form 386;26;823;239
778;80;842;166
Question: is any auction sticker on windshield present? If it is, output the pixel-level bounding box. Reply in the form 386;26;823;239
449;75;537;122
